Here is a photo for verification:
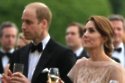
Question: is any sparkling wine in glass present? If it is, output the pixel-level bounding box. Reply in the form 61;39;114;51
109;80;119;83
48;68;59;83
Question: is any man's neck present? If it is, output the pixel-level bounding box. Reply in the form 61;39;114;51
72;46;82;52
1;48;14;53
33;32;49;45
113;41;122;48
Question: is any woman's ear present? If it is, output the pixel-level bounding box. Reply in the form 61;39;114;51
102;36;108;44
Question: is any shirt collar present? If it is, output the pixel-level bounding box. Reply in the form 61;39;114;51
41;34;50;50
31;35;50;53
0;48;15;53
114;42;124;53
74;47;83;57
116;42;124;49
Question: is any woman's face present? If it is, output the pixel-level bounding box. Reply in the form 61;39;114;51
82;20;104;49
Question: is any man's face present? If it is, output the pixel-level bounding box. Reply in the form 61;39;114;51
0;27;17;51
21;7;43;41
65;26;82;48
16;38;27;49
110;20;124;44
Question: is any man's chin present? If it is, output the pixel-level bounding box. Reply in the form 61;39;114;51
4;47;14;51
113;40;122;45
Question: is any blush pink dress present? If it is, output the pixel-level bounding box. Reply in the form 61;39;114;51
68;57;125;83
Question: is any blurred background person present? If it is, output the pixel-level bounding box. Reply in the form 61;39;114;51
65;22;88;59
123;33;125;43
108;15;125;67
16;32;31;49
68;16;125;83
0;21;18;73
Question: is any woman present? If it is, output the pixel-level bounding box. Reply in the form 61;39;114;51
67;16;125;83
15;32;31;49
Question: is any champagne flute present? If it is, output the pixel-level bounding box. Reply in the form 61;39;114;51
48;68;59;83
109;80;119;83
13;63;24;73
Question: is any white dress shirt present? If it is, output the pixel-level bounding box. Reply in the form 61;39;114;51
74;47;83;57
0;48;14;69
28;35;50;81
112;42;125;67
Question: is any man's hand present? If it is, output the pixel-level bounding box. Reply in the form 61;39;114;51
2;64;12;83
11;72;30;83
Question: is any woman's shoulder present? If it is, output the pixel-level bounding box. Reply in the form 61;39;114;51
75;57;88;67
76;57;88;63
109;62;125;82
110;62;125;71
109;61;125;74
110;61;124;68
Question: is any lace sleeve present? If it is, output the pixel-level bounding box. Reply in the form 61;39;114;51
67;60;79;82
109;65;125;83
67;57;87;82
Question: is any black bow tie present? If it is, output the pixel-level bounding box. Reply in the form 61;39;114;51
114;48;122;52
0;52;12;58
31;43;43;52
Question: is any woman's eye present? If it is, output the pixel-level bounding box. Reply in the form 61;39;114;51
83;29;86;33
89;28;95;33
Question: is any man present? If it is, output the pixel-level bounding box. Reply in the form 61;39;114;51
65;22;88;59
108;15;125;67
3;2;76;83
0;21;18;73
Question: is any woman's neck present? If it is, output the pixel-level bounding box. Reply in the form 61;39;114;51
87;48;110;61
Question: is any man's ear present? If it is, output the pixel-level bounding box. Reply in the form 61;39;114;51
41;19;48;29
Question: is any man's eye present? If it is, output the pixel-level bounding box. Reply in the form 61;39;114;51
117;28;121;31
26;21;32;24
22;20;32;25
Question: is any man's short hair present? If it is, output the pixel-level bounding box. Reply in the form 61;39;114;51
25;2;52;26
0;21;18;37
68;22;84;37
108;14;125;30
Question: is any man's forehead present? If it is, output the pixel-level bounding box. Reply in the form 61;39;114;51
23;7;36;13
3;27;17;31
22;7;36;18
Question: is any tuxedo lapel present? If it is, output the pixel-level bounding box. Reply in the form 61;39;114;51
20;43;32;76
0;55;3;73
31;39;54;82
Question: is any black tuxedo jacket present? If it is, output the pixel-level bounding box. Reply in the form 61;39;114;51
10;39;76;83
76;49;88;60
0;52;4;73
0;51;12;73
